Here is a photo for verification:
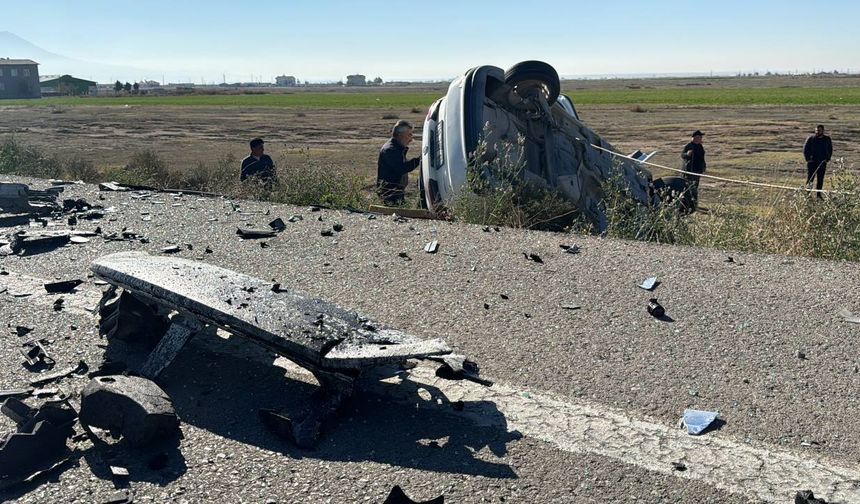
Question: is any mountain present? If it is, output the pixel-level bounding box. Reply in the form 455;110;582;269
0;31;152;83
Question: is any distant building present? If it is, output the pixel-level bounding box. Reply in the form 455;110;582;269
0;58;40;99
345;74;366;87
275;75;297;86
39;74;97;96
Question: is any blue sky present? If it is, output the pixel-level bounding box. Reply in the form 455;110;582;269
3;0;859;83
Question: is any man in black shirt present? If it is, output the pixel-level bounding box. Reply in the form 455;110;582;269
240;138;276;185
803;125;833;199
680;130;707;208
377;120;420;205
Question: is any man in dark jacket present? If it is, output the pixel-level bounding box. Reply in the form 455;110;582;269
240;138;276;185
803;125;833;199
377;120;420;205
680;130;706;207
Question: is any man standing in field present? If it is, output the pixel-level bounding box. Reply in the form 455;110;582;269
240;138;276;185
681;130;707;207
377;120;421;206
803;125;833;200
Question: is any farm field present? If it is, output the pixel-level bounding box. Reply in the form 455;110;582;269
1;75;859;214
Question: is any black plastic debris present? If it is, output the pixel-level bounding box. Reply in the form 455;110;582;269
638;277;659;291
17;231;71;256
795;490;829;504
30;360;89;386
79;375;179;447
258;406;327;449
559;244;580;254
52;298;64;312
44;279;83;294
523;253;543;264
432;355;492;386
259;408;297;444
0;397;77;488
423;240;439;254
725;256;734;263
309;206;321;212
260;242;269;248
1;398;36;425
383;485;444;504
21;340;54;368
236;227;276;239
333;222;344;232
287;214;303;223
500;294;508;300
268;218;286;232
561;304;581;310
62;198;91;212
0;213;30;228
646;298;665;318
271;283;289;293
15;326;33;337
671;461;687;472
398;252;411;261
320;228;334;237
161;245;181;254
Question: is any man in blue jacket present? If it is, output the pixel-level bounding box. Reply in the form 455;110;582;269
377;120;420;205
803;125;833;199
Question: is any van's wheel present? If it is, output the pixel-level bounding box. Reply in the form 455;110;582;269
99;289;171;348
504;61;560;106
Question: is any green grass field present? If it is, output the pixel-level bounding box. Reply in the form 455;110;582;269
3;85;860;107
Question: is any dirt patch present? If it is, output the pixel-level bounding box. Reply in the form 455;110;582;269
1;103;858;209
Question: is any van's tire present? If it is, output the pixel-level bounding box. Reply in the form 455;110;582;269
504;61;560;106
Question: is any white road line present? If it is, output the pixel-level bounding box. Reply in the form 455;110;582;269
372;366;860;503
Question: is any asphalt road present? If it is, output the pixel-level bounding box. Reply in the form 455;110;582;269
2;175;859;503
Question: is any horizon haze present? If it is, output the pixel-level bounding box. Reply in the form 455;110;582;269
3;0;860;84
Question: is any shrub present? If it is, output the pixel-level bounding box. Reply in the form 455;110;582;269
450;134;581;230
113;150;173;188
166;154;239;193
64;157;100;182
0;137;63;179
692;160;860;260
265;151;372;209
600;171;692;244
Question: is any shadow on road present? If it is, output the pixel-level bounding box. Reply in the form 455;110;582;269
157;331;519;479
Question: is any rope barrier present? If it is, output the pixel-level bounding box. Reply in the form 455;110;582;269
588;143;854;195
